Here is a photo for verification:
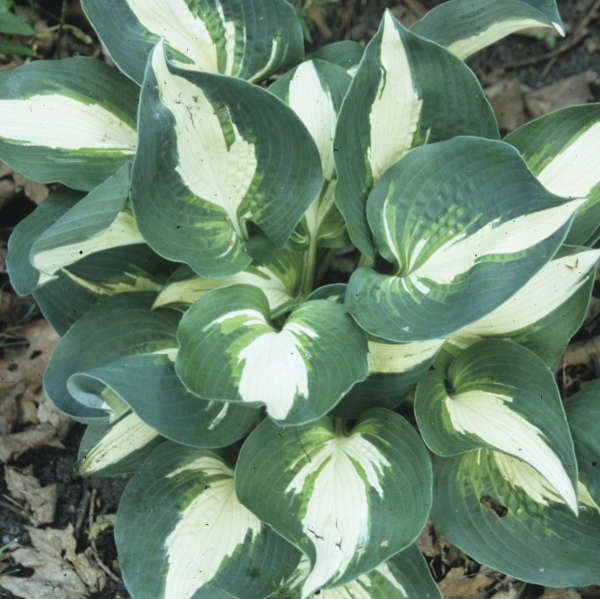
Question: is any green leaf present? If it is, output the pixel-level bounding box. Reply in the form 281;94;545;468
0;10;34;35
153;235;304;313
278;545;441;598
116;442;301;599
75;353;260;449
416;339;578;513
0;40;36;56
566;380;600;505
33;244;171;335
81;0;304;85
77;411;163;477
0;58;139;190
270;59;350;247
309;40;364;74
431;449;600;586
175;285;368;426
44;293;179;423
235;409;433;598
412;0;563;60
334;338;442;417
334;11;498;257
131;42;323;277
442;244;600;367
6;188;82;296
345;137;585;342
505;103;600;246
30;163;143;277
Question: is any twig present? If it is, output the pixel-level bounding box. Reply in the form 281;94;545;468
75;488;91;535
0;499;32;524
87;488;121;584
505;0;600;73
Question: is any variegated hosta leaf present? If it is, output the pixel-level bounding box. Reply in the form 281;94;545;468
116;443;301;599
270;59;351;247
443;245;600;367
77;411;163;477
431;449;600;586
153;235;304;313
30;163;143;277
75;353;260;449
277;545;441;599
175;284;368;426
416;339;578;513
0;58;138;190
81;0;304;85
566;380;600;505
44;293;179;423
334;337;443;417
33;244;171;335
131;42;322;277
6;188;82;296
310;41;364;75
346;137;585;343
505;103;600;246
334;10;498;257
235;409;433;598
412;0;563;61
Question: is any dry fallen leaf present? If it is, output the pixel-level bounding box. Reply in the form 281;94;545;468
439;567;496;599
0;423;64;463
485;76;527;132
12;172;49;205
5;465;57;525
0;524;106;599
539;589;583;599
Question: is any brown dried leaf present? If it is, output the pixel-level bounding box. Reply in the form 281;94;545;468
485;77;527;132
12;172;49;205
4;465;57;525
0;423;64;463
539;589;583;599
439;567;496;599
0;161;12;177
0;524;106;599
524;71;599;118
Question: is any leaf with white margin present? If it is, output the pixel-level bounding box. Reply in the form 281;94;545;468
7;188;82;296
415;339;578;513
74;353;260;449
276;545;441;599
334;10;498;257
153;235;304;313
77;411;163;477
32;244;172;335
310;41;365;75
176;284;368;426
0;57;138;191
412;0;563;60
345;137;586;343
566;380;600;505
30;163;143;277
116;442;302;599
82;0;304;85
442;245;600;367
270;60;351;246
44;292;179;424
431;449;600;587
334;337;443;418
236;408;432;598
132;42;322;277
505;103;600;246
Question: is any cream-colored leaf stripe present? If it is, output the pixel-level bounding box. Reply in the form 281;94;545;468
0;94;137;151
449;248;600;346
32;209;144;276
403;199;586;292
368;11;422;181
537;122;600;198
447;391;577;513
163;455;262;599
78;412;159;475
368;338;442;374
285;434;391;597
151;42;258;241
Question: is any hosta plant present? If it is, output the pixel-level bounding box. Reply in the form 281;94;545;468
3;0;600;597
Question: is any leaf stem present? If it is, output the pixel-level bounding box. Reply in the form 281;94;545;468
300;233;318;295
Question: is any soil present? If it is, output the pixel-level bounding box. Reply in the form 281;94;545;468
0;1;599;598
